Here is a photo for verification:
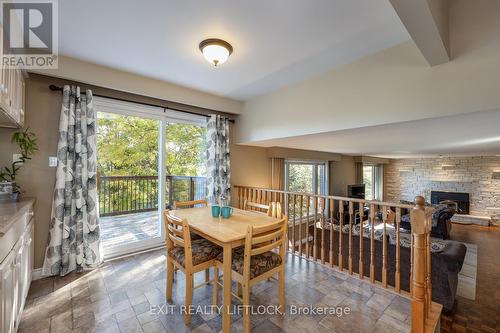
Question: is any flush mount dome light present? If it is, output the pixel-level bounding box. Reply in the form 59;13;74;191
199;39;233;66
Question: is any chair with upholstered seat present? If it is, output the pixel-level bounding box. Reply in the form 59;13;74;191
213;216;287;333
164;210;222;325
173;199;212;282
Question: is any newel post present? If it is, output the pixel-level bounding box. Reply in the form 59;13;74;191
411;196;427;333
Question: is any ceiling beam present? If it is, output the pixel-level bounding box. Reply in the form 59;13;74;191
389;0;450;66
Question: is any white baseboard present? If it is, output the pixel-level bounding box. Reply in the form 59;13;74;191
32;268;44;281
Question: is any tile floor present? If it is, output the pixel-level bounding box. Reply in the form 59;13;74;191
20;250;411;333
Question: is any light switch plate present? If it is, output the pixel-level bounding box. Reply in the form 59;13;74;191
49;156;58;167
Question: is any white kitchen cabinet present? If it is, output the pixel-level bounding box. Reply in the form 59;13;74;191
0;26;26;129
0;199;35;333
0;251;17;333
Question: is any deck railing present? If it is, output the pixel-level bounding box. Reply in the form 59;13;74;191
97;175;206;216
234;185;441;333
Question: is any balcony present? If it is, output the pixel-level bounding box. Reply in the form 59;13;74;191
97;175;206;250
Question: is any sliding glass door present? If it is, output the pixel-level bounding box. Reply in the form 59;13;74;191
96;108;163;257
165;121;207;208
95;98;207;258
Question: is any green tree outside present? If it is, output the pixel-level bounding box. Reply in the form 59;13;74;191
96;112;207;215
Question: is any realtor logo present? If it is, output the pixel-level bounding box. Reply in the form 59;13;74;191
1;0;58;68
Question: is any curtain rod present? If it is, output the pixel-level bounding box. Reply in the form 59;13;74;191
48;84;235;123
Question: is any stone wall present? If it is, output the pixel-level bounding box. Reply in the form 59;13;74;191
385;156;500;216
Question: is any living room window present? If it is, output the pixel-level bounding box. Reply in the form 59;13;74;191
285;160;328;195
363;164;383;201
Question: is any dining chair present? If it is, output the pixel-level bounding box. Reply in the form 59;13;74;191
174;199;208;209
173;199;211;283
174;199;208;240
242;200;284;285
243;199;269;213
243;199;282;218
213;216;288;333
164;210;222;325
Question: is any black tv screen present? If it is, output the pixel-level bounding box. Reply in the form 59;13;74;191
348;184;365;199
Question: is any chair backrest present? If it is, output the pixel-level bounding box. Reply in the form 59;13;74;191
243;199;269;214
268;202;283;218
243;216;288;280
174;199;208;209
243;200;283;218
164;210;193;267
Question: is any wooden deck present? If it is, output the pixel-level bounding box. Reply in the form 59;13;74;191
99;211;160;250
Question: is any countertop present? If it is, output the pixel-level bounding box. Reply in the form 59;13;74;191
0;198;36;236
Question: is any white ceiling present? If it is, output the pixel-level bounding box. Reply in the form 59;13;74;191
58;0;409;101
247;109;500;158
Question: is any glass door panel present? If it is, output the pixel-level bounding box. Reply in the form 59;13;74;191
165;122;207;208
96;111;162;256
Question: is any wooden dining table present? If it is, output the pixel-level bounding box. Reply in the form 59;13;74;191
171;206;280;333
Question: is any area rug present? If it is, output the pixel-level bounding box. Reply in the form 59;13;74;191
456;242;477;300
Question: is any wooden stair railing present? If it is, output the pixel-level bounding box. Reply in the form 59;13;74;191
233;185;442;333
411;196;442;333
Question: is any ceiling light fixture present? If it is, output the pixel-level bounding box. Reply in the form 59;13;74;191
199;39;233;66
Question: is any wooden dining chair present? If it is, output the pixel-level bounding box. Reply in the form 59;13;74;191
243;199;269;213
174;199;208;209
164;210;222;325
267;202;283;218
243;199;282;218
213;217;288;333
173;199;212;282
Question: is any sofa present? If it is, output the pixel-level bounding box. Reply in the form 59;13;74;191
308;224;466;312
398;202;455;239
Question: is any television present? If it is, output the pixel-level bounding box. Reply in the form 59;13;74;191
347;184;365;199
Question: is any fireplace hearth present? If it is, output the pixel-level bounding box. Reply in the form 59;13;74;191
431;191;470;214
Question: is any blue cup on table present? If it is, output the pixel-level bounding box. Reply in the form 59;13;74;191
221;206;233;219
211;205;221;217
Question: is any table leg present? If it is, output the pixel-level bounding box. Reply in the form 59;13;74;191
222;244;232;333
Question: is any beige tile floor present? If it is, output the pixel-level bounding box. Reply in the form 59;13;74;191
20;250;411;333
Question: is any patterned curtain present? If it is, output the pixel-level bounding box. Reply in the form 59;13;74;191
42;85;102;276
206;115;231;204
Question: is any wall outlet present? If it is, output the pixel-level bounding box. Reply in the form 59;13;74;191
49;156;58;167
13;154;23;164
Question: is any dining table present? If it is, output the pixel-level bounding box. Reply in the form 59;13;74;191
171;206;281;333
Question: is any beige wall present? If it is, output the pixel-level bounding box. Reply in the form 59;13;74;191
329;156;356;197
230;143;271;208
0;76;61;269
32;56;242;114
236;0;500;144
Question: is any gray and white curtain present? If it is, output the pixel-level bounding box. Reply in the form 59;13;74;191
43;85;102;276
206;115;231;204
